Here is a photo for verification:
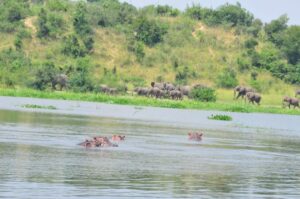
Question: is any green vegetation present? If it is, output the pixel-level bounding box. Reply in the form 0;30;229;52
189;87;217;102
0;0;299;115
208;114;233;121
21;104;57;110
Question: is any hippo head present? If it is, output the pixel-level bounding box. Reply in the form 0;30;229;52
111;135;125;141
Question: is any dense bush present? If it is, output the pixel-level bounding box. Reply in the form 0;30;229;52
74;2;92;36
134;16;168;46
282;26;300;65
264;15;288;47
62;35;86;58
217;67;238;88
30;62;57;90
156;5;180;17
69;58;94;92
186;3;253;27
0;0;29;32
244;38;258;49
46;0;67;12
175;66;190;85
189;87;217;102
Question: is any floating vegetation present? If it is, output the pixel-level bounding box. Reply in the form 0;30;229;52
208;114;232;121
21;104;57;110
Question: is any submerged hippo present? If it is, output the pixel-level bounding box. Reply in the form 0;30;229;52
111;135;125;142
188;132;203;141
79;136;118;148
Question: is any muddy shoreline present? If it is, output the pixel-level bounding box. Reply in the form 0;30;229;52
0;96;299;132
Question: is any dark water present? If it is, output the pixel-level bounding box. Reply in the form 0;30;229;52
0;109;300;198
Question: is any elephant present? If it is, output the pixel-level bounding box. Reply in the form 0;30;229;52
134;87;149;96
107;87;118;95
169;90;183;100
245;92;261;105
148;87;166;98
99;85;118;95
296;90;300;97
235;86;255;100
188;132;203;141
51;74;68;91
178;85;191;96
165;83;176;91
99;85;110;93
283;96;299;109
151;82;166;90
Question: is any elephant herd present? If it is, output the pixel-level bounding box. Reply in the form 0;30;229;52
134;82;205;100
234;86;299;109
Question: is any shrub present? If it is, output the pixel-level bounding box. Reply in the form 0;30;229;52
73;2;92;36
217;67;238;88
37;8;50;38
244;38;258;49
30;62;57;90
62;35;86;58
69;58;94;92
175;66;190;85
134;16;168;46
208;114;232;121
189;87;217;102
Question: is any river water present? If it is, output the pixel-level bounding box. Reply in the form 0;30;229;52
0;104;300;198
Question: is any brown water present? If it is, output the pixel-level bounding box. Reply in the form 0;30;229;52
0;109;300;198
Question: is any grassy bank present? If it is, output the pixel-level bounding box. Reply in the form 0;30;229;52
0;88;299;115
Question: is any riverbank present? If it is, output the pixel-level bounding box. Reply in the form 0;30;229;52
0;87;299;115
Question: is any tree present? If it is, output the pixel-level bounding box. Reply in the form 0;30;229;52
217;67;238;88
73;2;92;36
216;3;253;27
134;16;168;46
282;26;300;65
264;15;289;46
37;8;50;38
62;35;86;58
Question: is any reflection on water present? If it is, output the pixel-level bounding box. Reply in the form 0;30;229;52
0;110;300;198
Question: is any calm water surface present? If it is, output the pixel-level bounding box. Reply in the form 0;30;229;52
0;109;300;198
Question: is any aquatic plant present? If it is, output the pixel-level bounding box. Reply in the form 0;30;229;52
21;104;57;110
208;114;233;121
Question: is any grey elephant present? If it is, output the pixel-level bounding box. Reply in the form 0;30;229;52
245;92;261;105
51;74;68;91
169;90;183;100
134;87;149;96
151;82;166;90
235;86;255;99
108;87;118;95
283;96;299;109
178;85;191;96
296;90;300;97
99;85;110;93
165;83;176;91
148;87;165;98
